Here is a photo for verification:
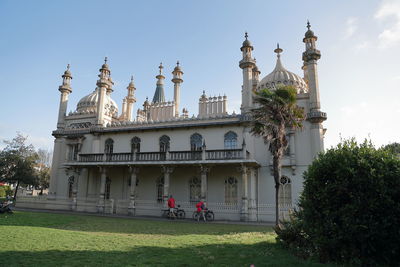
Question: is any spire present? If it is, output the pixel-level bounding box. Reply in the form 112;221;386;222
153;63;165;103
273;43;285;71
304;20;317;40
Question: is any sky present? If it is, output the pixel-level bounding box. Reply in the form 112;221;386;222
0;0;399;151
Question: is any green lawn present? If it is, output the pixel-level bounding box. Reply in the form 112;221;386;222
0;211;329;267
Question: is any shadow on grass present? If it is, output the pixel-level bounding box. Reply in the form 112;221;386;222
0;243;327;267
0;211;274;236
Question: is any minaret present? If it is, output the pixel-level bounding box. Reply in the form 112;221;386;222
252;59;261;91
152;63;166;103
239;32;256;113
126;75;136;121
57;64;73;129
172;61;183;117
302;21;327;155
96;57;112;126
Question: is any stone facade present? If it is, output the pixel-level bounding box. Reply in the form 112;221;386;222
16;23;327;222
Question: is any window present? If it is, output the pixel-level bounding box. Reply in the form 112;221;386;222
131;137;141;153
68;176;74;198
159;135;170;152
190;133;203;151
224;131;238;149
105;138;114;154
224;177;238;204
284;135;290;156
156;176;164;203
105;177;111;200
189;177;201;202
68;144;79;161
279;176;292;206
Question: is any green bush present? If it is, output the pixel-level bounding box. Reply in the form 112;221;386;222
0;186;5;198
277;140;400;266
0;185;12;198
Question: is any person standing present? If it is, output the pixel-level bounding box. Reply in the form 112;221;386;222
167;195;176;219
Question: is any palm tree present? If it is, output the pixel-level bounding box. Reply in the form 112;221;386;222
250;85;305;226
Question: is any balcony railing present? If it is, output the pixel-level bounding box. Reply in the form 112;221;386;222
136;152;166;161
77;148;248;163
169;151;202;161
206;149;243;160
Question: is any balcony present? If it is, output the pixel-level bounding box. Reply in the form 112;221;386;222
76;149;248;164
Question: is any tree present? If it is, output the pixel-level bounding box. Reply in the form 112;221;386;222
0;133;39;199
250;86;304;225
36;148;52;194
383;142;400;156
277;139;400;265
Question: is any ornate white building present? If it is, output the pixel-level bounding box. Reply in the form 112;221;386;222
17;23;327;221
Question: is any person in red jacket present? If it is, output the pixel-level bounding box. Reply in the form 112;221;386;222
195;200;206;222
167;195;176;218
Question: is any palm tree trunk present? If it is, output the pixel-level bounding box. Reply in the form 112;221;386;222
273;155;281;226
13;180;20;200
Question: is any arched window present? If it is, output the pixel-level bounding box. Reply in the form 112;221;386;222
190;133;203;151
189;177;201;202
159;135;170;152
156;176;164;203
68;176;74;198
279;176;292;206
224;131;238;149
131;137;141;153
105;138;114;154
105;177;111;200
224;177;238;204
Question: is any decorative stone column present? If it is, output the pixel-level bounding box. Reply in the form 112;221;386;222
97;167;107;213
237;164;249;221
128;166;139;216
161;166;174;208
70;168;80;211
199;165;210;202
248;167;258;221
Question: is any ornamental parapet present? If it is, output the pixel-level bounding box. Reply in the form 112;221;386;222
302;49;321;61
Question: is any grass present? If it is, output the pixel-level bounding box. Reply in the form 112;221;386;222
0;211;330;267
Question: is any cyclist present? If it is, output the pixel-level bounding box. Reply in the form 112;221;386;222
167;195;176;219
195;200;206;222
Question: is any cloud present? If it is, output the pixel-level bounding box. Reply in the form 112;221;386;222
375;0;400;48
344;17;358;39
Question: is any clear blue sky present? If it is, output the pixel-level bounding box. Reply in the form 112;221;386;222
0;0;399;150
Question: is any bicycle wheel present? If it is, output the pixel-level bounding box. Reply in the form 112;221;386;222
205;211;214;221
192;211;199;220
177;210;185;219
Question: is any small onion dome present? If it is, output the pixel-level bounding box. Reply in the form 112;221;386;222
76;88;118;114
304;21;317;39
257;47;308;94
241;32;253;51
63;64;72;78
174;61;182;72
101;57;110;70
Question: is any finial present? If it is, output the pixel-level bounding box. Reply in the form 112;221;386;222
274;43;283;57
159;62;163;74
104;57;108;64
176;61;179;66
307;20;311;30
131;75;134;82
245;32;248;40
67;63;70;70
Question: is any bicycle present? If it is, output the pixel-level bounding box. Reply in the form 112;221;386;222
166;205;186;219
192;208;214;222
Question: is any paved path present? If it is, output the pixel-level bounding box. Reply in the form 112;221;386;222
14;207;274;226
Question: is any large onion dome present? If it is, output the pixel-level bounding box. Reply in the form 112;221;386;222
257;47;308;94
76;88;118;117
